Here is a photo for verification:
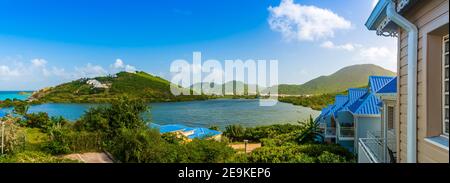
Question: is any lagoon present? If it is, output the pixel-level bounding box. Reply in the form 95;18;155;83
0;99;320;129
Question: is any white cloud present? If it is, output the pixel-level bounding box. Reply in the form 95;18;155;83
112;59;125;69
320;41;357;51
0;65;20;78
125;65;137;73
354;46;397;71
268;0;352;41
110;58;137;73
31;58;47;67
75;63;108;78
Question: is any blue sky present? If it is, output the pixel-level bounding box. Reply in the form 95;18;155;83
0;0;396;90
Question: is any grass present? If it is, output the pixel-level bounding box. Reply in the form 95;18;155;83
0;151;80;163
23;128;49;151
0;127;80;163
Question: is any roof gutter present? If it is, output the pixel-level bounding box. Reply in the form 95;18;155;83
386;0;418;163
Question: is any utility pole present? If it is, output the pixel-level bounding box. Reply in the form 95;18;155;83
244;140;248;154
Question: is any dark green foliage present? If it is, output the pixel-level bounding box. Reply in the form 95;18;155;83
44;126;104;155
184;139;235;163
12;100;29;116
107;127;234;163
223;124;246;142
224;124;303;143
296;115;324;144
23;112;51;129
74;96;148;136
107;127;180;163
231;144;353;163
209;125;219;131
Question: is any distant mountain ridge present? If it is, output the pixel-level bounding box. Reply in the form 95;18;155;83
272;64;396;95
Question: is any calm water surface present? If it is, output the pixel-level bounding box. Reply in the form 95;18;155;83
0;99;320;129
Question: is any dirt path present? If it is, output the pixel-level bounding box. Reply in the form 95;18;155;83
229;143;261;153
62;152;114;163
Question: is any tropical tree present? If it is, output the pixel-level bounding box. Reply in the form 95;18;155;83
13;101;29;117
296;115;324;144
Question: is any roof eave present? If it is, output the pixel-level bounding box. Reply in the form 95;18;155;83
365;0;390;30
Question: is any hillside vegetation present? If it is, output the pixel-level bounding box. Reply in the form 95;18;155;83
31;71;208;103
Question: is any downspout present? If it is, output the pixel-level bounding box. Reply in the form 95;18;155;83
386;0;418;163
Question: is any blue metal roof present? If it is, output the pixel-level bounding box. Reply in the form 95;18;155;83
329;95;348;117
351;93;382;115
151;124;190;133
150;123;222;140
341;88;368;111
187;128;222;139
369;76;396;93
377;77;397;94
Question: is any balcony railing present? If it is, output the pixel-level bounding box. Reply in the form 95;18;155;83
358;130;397;163
319;123;336;138
339;127;354;139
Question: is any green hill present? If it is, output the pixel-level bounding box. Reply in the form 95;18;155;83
31;71;207;103
275;64;396;95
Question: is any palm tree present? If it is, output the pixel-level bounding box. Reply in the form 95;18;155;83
13;101;29;117
296;115;324;144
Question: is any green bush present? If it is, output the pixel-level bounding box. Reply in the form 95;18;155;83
44;126;104;155
317;151;348;163
232;144;353;163
184;139;235;163
74;96;149;136
24;112;51;129
1;122;26;154
107;127;181;163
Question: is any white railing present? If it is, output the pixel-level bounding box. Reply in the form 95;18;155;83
358;138;384;163
358;130;397;163
319;123;336;138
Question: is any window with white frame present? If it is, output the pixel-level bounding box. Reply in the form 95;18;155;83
443;35;449;136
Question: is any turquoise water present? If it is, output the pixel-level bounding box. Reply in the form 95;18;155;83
0;99;320;128
0;91;32;101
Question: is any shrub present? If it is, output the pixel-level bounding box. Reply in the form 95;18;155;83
223;124;245;142
234;144;352;163
184;139;235;163
1;121;26;154
107;127;180;163
44;126;104;155
24;112;51;129
317;151;348;163
74;96;149;136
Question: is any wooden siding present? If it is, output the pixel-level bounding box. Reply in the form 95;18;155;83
397;0;449;163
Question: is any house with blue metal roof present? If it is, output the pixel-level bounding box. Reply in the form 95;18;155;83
150;123;223;141
316;75;397;154
321;95;348;143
